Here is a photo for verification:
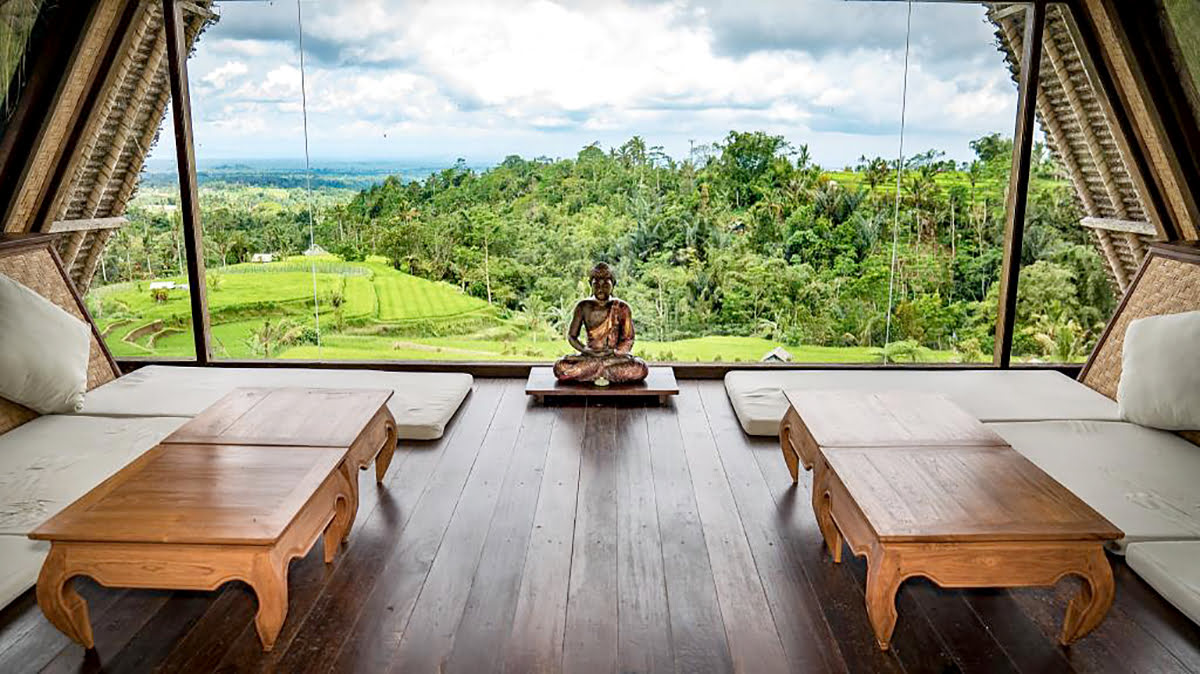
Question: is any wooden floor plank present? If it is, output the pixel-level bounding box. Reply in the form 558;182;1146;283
329;381;518;673
271;380;506;672
616;406;674;673
696;382;847;674
962;588;1077;674
151;585;255;674
904;581;1019;674
387;391;536;672
442;400;560;674
675;384;791;672
98;591;212;674
501;405;586;673
561;403;621;673
644;403;735;674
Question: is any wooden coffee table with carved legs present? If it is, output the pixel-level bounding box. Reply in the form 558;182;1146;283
29;444;353;651
812;444;1123;650
779;390;1123;650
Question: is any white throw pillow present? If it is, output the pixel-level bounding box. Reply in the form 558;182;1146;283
0;272;91;413
1117;310;1200;431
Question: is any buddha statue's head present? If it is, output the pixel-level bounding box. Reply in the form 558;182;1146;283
590;262;616;302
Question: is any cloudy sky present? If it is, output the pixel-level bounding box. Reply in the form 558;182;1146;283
161;0;1020;168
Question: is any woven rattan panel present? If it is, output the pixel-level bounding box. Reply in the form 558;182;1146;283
0;247;118;433
1081;255;1200;399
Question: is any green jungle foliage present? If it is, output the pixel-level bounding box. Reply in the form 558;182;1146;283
90;131;1115;363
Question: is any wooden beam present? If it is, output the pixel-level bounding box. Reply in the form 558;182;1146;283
994;0;1047;368
1079;216;1157;235
46;216;128;233
162;0;211;363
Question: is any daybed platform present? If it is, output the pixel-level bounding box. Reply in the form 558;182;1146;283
0;415;188;607
81;365;473;441
725;368;1120;436
989;420;1200;549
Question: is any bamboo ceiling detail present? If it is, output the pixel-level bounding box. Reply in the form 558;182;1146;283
52;0;213;293
988;4;1158;294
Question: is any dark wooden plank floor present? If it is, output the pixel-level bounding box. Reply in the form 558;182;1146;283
1;378;1198;673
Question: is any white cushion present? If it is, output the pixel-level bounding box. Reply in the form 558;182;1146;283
1118;311;1200;431
724;370;1121;436
1126;541;1200;625
988;420;1200;550
0;414;185;609
0;272;91;413
80;366;473;440
0;415;186;535
0;535;48;609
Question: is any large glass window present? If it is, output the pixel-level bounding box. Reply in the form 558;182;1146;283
89;1;1115;366
88;102;197;359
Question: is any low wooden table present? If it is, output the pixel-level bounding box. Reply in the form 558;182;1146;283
779;390;1006;481
162;387;398;538
781;390;1123;650
525;366;678;405
29;444;353;651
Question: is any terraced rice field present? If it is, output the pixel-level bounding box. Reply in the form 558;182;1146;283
368;261;489;321
89;256;496;358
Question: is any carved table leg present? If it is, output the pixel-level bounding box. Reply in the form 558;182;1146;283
329;463;357;558
1060;546;1116;645
375;417;398;484
250;554;290;652
35;546;94;649
811;462;842;562
864;550;903;651
780;412;801;482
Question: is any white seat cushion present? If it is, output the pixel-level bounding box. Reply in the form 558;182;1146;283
988;420;1200;550
0;415;185;608
0;535;48;609
1126;541;1200;625
79;366;473;440
724;370;1121;436
0;415;186;535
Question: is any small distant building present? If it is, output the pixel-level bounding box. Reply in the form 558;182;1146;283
250;253;276;263
761;346;793;363
304;244;328;257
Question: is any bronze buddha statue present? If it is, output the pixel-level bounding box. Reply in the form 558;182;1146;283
553;262;649;385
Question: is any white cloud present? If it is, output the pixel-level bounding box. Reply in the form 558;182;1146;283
165;0;1019;166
